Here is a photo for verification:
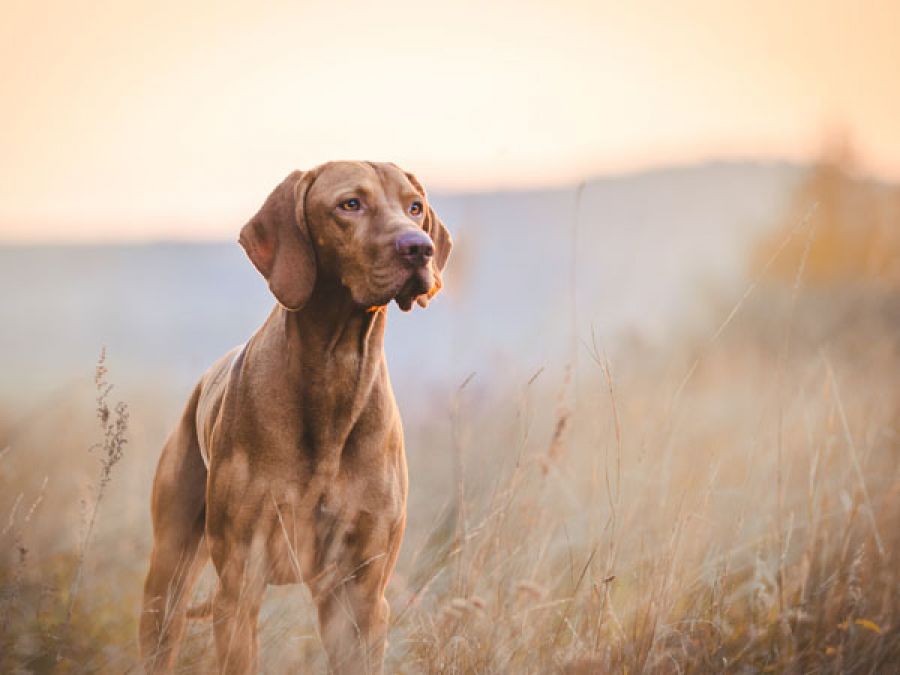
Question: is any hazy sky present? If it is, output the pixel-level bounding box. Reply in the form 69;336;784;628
1;0;898;241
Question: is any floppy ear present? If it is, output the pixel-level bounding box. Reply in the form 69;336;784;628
239;170;318;311
404;171;453;308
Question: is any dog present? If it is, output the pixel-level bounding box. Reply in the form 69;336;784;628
139;161;451;674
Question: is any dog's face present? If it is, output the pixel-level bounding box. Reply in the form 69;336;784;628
306;162;444;310
239;161;452;312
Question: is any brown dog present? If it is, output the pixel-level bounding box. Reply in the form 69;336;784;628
139;161;451;674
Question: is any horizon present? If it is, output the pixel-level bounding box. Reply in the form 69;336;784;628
0;156;877;245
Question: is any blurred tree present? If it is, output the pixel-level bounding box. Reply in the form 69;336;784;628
752;133;900;286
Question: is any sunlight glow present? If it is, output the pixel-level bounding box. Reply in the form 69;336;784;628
1;0;898;241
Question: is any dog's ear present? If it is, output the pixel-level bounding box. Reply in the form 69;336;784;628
239;170;318;311
404;171;453;308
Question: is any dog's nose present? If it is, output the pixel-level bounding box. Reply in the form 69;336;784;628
395;231;434;268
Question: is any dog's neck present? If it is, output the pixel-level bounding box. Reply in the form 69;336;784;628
253;280;389;460
282;279;387;359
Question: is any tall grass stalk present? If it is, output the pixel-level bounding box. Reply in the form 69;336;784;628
61;348;129;632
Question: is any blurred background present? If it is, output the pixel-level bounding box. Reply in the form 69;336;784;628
1;1;898;672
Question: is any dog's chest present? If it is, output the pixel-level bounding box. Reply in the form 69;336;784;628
264;472;402;588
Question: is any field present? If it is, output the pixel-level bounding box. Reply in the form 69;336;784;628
1;162;898;673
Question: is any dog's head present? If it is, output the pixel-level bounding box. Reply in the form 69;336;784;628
239;161;452;312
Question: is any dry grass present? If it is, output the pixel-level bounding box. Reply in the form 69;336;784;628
1;215;898;672
376;283;898;675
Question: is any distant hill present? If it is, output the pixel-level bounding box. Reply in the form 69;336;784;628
0;161;805;413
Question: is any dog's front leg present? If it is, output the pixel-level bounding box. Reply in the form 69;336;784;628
314;514;404;675
316;582;390;675
210;540;268;675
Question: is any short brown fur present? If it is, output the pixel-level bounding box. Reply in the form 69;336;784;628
139;161;451;674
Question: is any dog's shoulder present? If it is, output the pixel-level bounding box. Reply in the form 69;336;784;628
195;343;246;467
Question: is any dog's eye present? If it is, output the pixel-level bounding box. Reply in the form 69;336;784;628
409;201;424;216
338;198;361;212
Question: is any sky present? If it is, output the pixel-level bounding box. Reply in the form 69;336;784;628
1;0;898;242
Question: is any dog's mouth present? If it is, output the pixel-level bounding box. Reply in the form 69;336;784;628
394;267;433;312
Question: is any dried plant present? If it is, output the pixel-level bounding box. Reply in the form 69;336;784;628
61;348;129;646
